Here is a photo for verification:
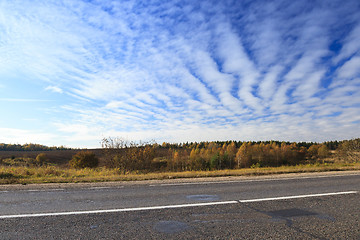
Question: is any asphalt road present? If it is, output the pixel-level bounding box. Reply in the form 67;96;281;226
0;171;359;239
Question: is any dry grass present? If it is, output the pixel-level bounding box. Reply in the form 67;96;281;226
1;162;360;185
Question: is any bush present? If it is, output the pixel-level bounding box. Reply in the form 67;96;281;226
69;151;99;169
35;153;48;166
318;145;329;159
338;139;360;162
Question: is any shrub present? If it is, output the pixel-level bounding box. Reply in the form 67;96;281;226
35;153;48;166
318;145;329;159
338;139;360;162
69;151;99;169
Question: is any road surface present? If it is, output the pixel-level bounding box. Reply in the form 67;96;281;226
0;171;359;239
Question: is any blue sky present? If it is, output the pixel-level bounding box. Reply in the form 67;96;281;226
0;0;360;148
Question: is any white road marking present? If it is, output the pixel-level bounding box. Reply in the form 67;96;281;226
149;173;360;187
0;201;238;219
25;189;65;192
86;187;112;190
87;186;124;190
239;191;358;203
0;191;357;219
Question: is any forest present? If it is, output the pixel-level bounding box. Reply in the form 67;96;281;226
99;138;360;173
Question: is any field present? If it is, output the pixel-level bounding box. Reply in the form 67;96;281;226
0;148;360;185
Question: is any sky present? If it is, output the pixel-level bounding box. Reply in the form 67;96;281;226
0;0;360;148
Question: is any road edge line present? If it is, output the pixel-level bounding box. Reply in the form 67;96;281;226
239;191;358;203
0;200;238;219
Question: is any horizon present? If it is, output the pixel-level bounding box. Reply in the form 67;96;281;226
0;138;355;150
1;0;360;148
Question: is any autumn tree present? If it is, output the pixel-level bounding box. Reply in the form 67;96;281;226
225;142;237;168
189;148;202;170
172;150;180;171
308;145;320;160
318;144;329;159
270;142;281;166
235;142;252;168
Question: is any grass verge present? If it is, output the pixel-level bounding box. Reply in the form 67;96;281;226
1;162;360;185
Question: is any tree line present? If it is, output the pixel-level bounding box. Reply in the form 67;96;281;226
100;138;359;173
0;143;71;151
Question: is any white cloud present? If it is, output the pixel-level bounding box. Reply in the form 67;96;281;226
337;56;360;79
214;22;261;111
334;24;360;64
258;65;283;100
45;86;63;94
293;69;326;99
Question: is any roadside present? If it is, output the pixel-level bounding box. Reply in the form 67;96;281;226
1;169;360;191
